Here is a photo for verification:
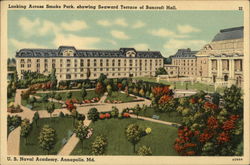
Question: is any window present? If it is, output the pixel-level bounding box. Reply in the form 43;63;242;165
66;74;71;79
106;59;109;66
21;64;24;68
87;59;90;67
37;59;40;62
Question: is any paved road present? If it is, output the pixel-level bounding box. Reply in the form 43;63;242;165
7;127;21;155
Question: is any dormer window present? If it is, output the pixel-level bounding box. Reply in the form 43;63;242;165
126;50;136;58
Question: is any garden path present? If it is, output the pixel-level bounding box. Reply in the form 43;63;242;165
130;114;181;127
58;119;92;155
7;126;21;155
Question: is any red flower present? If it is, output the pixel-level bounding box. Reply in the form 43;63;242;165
123;113;130;118
204;102;218;110
207;116;219;129
217;132;230;143
230;115;239;121
222;120;235;131
199;132;213;143
117;83;123;90
189;98;196;104
105;113;111;118
99;114;106;119
158;95;172;104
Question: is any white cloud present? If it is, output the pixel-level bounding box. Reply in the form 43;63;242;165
110;30;130;40
53;33;100;49
149;28;188;38
18;17;40;37
133;43;149;50
38;20;60;35
132;21;145;29
114;18;128;27
106;39;117;45
61;20;88;31
163;39;207;55
97;20;111;27
177;24;200;34
10;38;46;50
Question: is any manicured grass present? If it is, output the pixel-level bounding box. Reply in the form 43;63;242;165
35;90;101;101
20;117;74;155
105;92;136;103
133;77;225;93
138;107;182;124
21;99;62;111
71;118;178;156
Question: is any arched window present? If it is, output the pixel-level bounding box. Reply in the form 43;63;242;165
224;75;228;81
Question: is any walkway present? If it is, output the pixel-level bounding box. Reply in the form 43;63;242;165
7;127;21;155
130;114;181;127
58;119;92;155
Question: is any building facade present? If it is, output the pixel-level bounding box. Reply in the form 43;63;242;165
16;46;164;81
171;48;198;77
197;26;244;88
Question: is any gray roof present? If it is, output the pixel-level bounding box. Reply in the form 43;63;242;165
212;26;243;42
16;46;163;58
171;48;198;59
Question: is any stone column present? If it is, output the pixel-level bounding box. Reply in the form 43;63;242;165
216;58;223;86
208;58;212;83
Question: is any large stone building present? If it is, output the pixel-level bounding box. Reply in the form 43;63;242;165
15;46;164;81
165;48;198;77
197;26;244;88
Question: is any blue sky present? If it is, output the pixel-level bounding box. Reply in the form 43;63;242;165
8;10;243;58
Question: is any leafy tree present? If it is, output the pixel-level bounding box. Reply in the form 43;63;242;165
66;91;73;99
33;112;40;127
38;125;56;154
139;89;145;97
125;124;142;152
46;103;55;118
81;87;87;101
134;104;141;119
95;82;105;95
137;145;152;156
49;68;57;90
20;119;32;145
74;121;89;151
111;106;119;118
29;96;37;109
106;85;112;96
211;92;221;106
91;135;107;155
77;113;86;121
87;108;99;123
155;67;167;76
86;68;91;79
98;73;107;83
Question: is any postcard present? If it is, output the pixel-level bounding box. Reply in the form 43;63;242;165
0;0;249;165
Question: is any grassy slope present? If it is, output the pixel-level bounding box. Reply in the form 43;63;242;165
20;117;74;155
71;118;178;156
21;99;62;111
105;92;136;103
138;107;182;124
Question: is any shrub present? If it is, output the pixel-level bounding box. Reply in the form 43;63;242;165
137;145;152;156
59;112;65;118
91;135;107;155
105;113;111;119
99;114;106;120
123;113;130;118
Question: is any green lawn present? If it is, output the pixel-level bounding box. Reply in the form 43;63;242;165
71;118;178;156
138;107;182;124
21;99;62;111
133;77;225;93
20;117;74;155
35;90;101;101
105;92;136;103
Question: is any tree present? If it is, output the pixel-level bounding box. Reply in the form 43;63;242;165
106;85;112;96
71;109;78;126
29;96;37;110
33;112;40;127
55;93;62;100
74;121;89;151
139;89;145;97
155;67;167;76
91;135;107;155
38;125;56;154
86;68;91;79
87;108;99;123
137;145;152;156
111;106;119;118
81;87;87;101
66;91;72;99
50;68;57;90
95;82;105;95
98;73;107;83
212;92;221;106
134;104;141;119
125;124;142;153
20;119;32;145
46;103;55;118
